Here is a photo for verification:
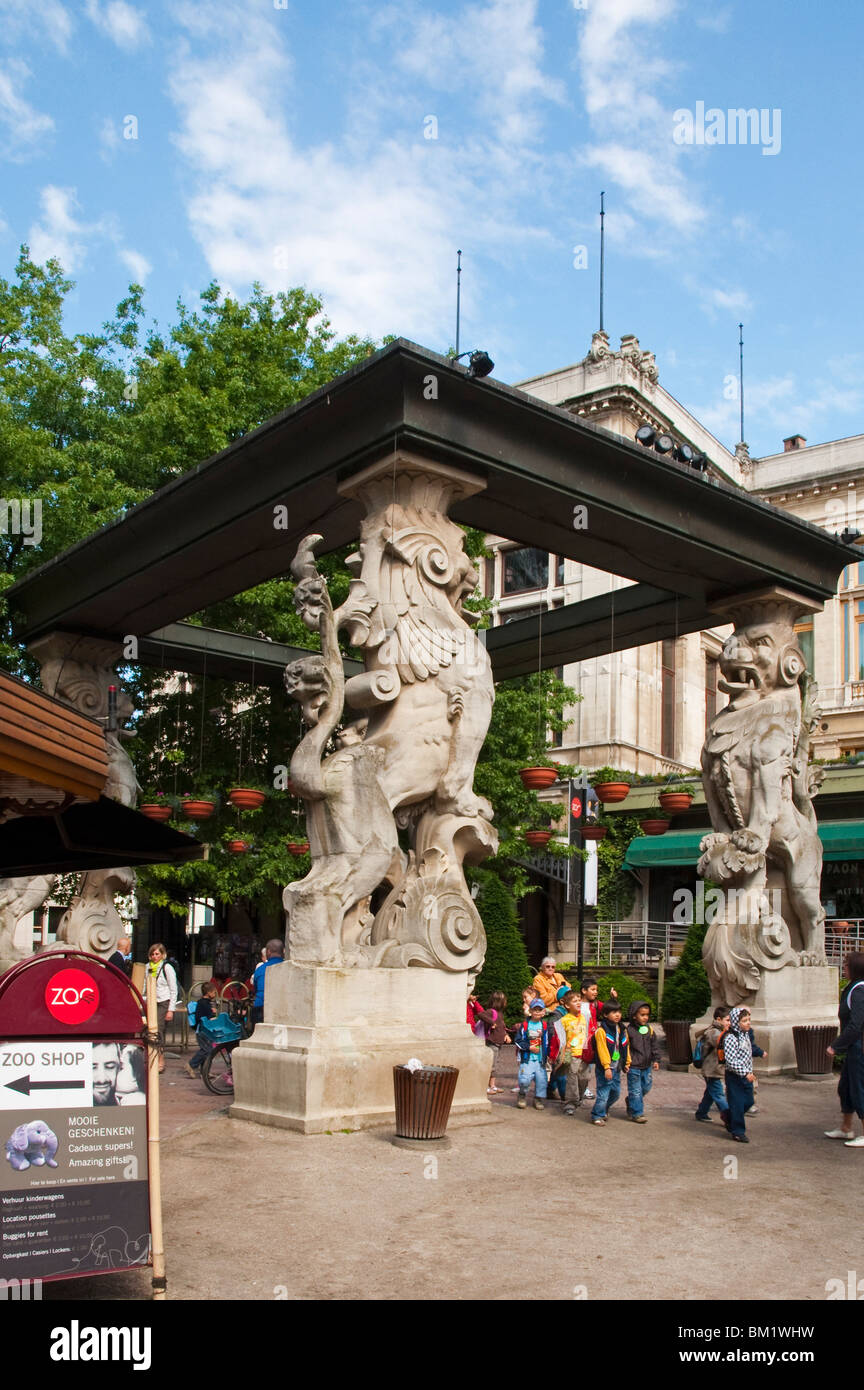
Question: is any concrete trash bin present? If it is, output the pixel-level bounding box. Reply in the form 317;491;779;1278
792;1024;837;1077
393;1064;459;1142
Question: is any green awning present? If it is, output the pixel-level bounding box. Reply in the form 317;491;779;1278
623;821;864;870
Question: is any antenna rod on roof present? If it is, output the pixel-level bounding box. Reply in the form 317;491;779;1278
738;321;745;444
455;249;462;358
599;192;606;333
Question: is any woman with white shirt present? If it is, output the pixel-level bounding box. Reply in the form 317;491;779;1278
147;942;178;1074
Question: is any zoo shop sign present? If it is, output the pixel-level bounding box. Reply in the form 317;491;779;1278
0;952;151;1285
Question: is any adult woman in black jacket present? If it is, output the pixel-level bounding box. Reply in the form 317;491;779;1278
825;951;864;1147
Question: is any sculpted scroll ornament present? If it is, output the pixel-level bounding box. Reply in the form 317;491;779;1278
698;598;825;1005
282;458;497;972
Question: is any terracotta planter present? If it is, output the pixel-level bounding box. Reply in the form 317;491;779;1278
140;803;172;822
658;792;693;813
287;840;310;856
181;799;216;820
831;920;851;936
580;825;608;841
524;829;553;849
594;781;630;804
227;787;267;810
227;840;250;854
640;818;670;836
519;767;559;791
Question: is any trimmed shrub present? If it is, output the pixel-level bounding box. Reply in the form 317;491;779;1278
660;917;712;1021
473;870;534;1023
595;970;656;1018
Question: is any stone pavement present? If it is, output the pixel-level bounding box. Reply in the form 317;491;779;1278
45;1043;859;1302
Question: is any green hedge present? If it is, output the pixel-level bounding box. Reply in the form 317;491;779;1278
473;870;534;1022
659;917;712;1021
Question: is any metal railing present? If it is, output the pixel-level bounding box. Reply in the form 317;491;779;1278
584;921;690;967
825;918;864;965
584;918;863;969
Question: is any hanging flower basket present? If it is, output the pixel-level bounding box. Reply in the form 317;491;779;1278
658;791;693;814
227;839;250;854
519;767;559;791
593;780;630;804
227;787;267;810
181;798;216;820
581;824;608;841
524;829;553;849
287;840;310;856
140;803;172;822
640;818;670;836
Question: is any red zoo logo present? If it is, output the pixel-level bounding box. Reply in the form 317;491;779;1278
570;796;583;820
44;969;100;1024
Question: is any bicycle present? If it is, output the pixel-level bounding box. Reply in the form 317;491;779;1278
198;1013;244;1094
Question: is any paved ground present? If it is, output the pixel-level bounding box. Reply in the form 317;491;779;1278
47;1044;860;1302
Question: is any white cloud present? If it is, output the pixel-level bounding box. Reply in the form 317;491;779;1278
575;0;707;235
166;2;564;343
0;0;74;54
0;61;54;157
390;0;566;145
27;186;101;271
694;373;864;452
118;247;151;282
84;0;149;50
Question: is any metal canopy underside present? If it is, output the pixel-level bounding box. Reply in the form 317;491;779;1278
8;340;857;664
137;623;364;684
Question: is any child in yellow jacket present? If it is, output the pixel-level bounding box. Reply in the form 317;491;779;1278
590;1000;631;1125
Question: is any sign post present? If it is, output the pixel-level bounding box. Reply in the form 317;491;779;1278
0;951;160;1293
568;778;599;976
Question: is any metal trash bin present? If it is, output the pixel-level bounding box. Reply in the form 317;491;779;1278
393;1064;459;1141
792;1024;837;1076
663;1020;692;1068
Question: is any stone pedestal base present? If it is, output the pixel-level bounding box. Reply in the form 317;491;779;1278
229;963;492;1134
691;965;839;1073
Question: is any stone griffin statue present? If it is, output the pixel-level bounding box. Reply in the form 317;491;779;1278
283;457;498;972
698;594;825;1004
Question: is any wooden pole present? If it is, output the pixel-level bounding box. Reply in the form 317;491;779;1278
146;971;166;1300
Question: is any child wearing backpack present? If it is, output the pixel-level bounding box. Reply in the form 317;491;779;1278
514;1000;558;1109
694;1006;731;1124
185;981;220;1079
484;991;511;1094
591;1000;630;1125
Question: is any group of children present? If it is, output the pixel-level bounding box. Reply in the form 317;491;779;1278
472;978;765;1139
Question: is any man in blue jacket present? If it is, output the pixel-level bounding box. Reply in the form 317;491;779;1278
251;939;285;1025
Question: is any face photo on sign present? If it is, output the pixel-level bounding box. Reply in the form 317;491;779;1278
93;1044;146;1106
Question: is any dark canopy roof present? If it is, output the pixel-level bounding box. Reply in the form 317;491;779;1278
0;795;206;876
8;340;857;671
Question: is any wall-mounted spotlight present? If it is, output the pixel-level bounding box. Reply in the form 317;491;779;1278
841;527;862;545
635;425;655;447
675;443;694;464
654;433;674;454
453;349;495;379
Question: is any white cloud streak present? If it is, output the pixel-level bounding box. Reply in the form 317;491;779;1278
84;0;149;50
0;61;54;157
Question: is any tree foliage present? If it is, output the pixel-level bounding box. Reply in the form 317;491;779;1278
472;868;534;1020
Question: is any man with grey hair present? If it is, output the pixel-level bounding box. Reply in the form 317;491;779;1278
251;938;285;1025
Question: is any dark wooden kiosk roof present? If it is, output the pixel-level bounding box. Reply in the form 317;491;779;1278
8;340;858;680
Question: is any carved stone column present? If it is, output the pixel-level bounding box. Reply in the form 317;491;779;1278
27;633;139;957
695;587;838;1070
231;452;496;1131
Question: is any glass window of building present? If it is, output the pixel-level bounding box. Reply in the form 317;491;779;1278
502;547;549;594
794;620;814;676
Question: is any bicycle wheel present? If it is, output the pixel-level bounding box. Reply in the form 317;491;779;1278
201;1046;235;1095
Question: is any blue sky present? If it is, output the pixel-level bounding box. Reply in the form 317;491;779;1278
2;0;863;458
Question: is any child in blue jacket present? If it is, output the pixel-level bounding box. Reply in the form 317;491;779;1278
514;999;558;1110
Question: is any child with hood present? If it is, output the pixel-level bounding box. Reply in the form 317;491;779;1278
723;1006;764;1142
590;999;630;1125
547;984;572;1102
625;999;661;1123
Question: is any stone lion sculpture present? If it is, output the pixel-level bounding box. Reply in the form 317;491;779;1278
698;596;825;1003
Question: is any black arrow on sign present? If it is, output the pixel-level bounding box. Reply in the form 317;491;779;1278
5;1075;86;1097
